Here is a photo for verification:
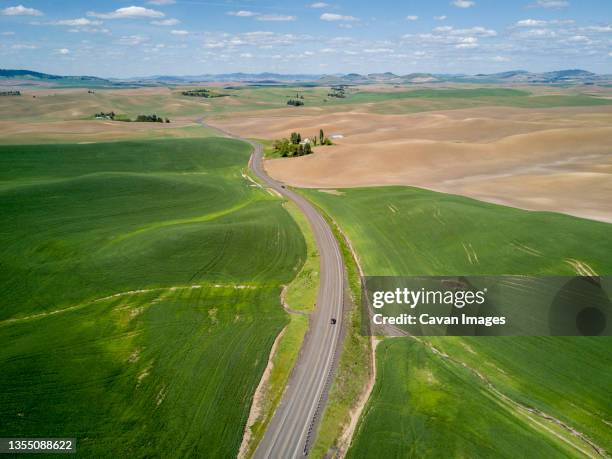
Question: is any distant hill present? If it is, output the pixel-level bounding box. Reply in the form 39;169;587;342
0;69;152;88
402;73;439;83
131;72;321;85
0;69;135;88
367;72;402;82
2;68;610;88
446;69;604;84
319;69;609;86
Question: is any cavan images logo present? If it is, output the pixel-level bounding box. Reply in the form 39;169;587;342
362;276;612;337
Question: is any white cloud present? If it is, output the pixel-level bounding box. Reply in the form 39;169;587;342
406;15;418;21
452;0;475;8
520;28;557;38
331;36;355;43
202;31;301;50
309;2;329;7
171;29;189;35
54;18;102;26
462;26;496;36
609;52;612;57
492;55;510;62
2;5;43;16
117;35;149;45
151;18;180;26
55;48;70;54
11;43;37;49
456;37;478;48
320;13;358;22
148;0;176;4
50;17;108;33
567;35;589;42
243;31;301;46
1;31;16;35
88;6;164;19
227;11;296;21
584;25;612;33
435;26;497;37
434;15;447;21
516;19;548;27
240;52;253;58
228;10;258;17
70;27;109;34
363;48;393;53
203;41;225;49
257;14;296;22
529;0;569;8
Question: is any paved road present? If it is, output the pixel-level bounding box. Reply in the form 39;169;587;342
248;140;345;458
198;121;346;457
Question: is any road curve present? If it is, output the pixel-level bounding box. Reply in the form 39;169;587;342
198;120;346;457
249;140;346;457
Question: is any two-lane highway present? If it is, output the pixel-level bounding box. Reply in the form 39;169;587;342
249;140;345;458
198;119;346;457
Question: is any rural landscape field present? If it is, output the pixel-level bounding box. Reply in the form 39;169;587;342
1;0;611;458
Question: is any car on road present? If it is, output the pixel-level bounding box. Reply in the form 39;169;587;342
330;318;337;325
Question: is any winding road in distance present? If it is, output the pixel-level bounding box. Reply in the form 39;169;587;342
199;119;346;457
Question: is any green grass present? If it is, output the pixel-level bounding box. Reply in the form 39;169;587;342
283;201;320;313
339;88;531;103
241;199;320;455
302;186;612;457
0;138;307;457
0;125;221;146
348;338;585;459
309;202;371;458
244;308;309;458
427;336;612;451
302;187;612;276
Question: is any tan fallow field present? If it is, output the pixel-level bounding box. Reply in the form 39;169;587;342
2;84;610;222
210;105;612;223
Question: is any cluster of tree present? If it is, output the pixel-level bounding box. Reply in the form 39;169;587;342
272;129;332;157
87;90;95;94
287;92;305;106
273;137;312;157
327;85;347;98
0;90;21;96
135;114;170;123
94;111;116;120
181;88;225;98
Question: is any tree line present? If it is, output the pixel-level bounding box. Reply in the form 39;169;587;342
181;88;226;98
327;86;347;98
0;91;21;96
135;114;170;123
94;112;170;123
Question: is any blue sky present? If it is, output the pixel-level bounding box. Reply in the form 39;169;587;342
0;0;610;77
